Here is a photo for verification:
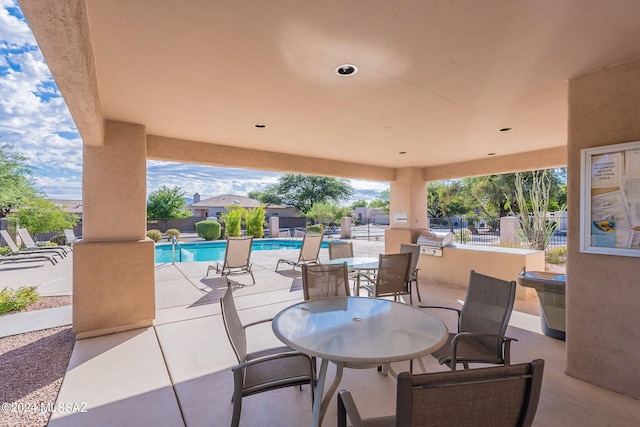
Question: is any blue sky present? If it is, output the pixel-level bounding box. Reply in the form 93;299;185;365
0;0;387;204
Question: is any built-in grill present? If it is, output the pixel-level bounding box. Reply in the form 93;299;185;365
416;230;454;256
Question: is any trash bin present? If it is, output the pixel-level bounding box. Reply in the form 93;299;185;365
518;268;566;340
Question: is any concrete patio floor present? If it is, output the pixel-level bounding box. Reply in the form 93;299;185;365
3;239;640;426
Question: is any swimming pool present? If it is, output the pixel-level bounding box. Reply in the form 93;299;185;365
154;239;330;263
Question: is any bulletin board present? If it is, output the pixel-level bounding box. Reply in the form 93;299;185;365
580;141;640;256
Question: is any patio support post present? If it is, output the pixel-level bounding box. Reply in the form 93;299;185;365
385;167;428;252
73;120;155;339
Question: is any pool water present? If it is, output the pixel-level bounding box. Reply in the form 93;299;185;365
154;239;330;263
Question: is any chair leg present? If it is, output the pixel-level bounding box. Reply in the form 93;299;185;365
232;367;244;427
414;276;422;302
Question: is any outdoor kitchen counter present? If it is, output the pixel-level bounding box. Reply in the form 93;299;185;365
417;244;545;300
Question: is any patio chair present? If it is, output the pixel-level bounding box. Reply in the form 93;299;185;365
359;252;413;304
400;243;422;302
206;236;255;284
328;241;353;260
63;229;81;246
16;228;70;257
220;286;315;427
0;229;61;263
275;233;323;271
337;359;545;427
301;262;350;300
419;270;517;370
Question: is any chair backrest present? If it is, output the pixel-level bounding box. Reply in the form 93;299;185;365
0;230;20;254
395;359;544;427
16;228;37;248
459;270;517;353
64;229;78;243
220;286;248;363
299;233;323;262
400;243;420;276
328;241;353;260
301;262;350;300
224;237;253;269
374;252;411;296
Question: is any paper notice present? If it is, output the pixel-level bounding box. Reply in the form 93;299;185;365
591;153;623;188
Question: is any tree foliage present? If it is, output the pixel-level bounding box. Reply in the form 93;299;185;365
8;198;78;235
306;202;335;225
0;145;38;218
146;186;190;219
256;174;353;215
245;205;266;238
368;189;390;211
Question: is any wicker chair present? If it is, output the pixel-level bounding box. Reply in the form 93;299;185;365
301;262;350;300
400;243;422;302
419;270;518;370
359;252;413;304
337;359;545;427
275;233;323;271
220;286;315;427
206;236;255;284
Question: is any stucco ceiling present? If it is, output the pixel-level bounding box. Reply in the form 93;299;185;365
21;0;640;174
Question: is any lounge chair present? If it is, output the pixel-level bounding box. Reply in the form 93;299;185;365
206;237;255;284
16;228;70;257
0;229;61;263
64;229;81;246
275;233;323;271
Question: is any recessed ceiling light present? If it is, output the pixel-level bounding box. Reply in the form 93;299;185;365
499;127;512;132
254;124;266;128
488;153;496;156
335;64;358;76
399;151;407;155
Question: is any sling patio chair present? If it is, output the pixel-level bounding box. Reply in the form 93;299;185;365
301;262;350;300
220;285;315;427
206;236;255;284
64;229;81;246
327;241;361;287
337;359;545;427
359;252;413;304
275;233;323;271
419;269;518;370
16;228;70;257
400;243;422;302
0;229;60;264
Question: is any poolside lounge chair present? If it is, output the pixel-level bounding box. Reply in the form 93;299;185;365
64;229;81;246
275;233;323;271
16;228;70;257
0;230;62;263
206;237;255;284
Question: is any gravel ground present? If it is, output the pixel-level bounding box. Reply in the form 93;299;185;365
0;297;74;427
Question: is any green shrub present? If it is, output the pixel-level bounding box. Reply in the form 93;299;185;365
0;286;38;315
51;234;66;246
245;206;266;238
546;246;567;264
223;207;244;237
0;246;11;256
146;229;163;242
306;224;322;234
165;229;180;241
195;220;221;240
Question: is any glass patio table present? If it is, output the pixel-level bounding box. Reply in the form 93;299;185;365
327;257;379;294
272;296;448;427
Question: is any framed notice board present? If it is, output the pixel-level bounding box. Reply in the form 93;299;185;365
581;140;640;256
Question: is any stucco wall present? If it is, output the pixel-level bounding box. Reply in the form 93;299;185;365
567;58;640;399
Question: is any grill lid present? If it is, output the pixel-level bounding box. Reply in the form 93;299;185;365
417;230;453;247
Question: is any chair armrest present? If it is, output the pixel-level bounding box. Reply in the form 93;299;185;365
451;332;519;365
243;318;274;329
231;350;313;371
418;305;462;317
337;390;365;427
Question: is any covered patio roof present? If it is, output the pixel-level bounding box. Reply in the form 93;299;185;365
20;1;640;179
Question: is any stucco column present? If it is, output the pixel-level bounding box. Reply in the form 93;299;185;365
385;167;428;253
567;58;640;399
73;120;155;339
